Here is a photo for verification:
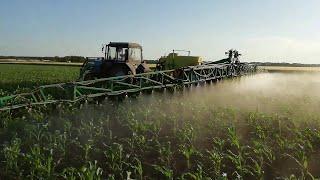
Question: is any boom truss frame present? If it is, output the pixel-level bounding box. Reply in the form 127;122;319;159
0;63;256;111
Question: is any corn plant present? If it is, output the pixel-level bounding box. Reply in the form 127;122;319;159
226;127;253;178
77;161;103;180
3;138;22;175
25;145;55;179
180;164;212;180
62;167;77;180
158;141;173;167
130;157;143;180
104;143;129;179
206;138;225;177
179;144;198;170
153;164;173;180
247;140;275;179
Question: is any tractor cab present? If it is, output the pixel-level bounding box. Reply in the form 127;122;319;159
104;42;142;63
79;42;150;80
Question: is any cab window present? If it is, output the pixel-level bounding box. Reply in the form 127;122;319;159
108;47;129;61
129;48;142;62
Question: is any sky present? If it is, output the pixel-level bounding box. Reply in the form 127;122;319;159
0;0;319;63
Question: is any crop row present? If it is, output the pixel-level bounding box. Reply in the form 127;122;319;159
0;96;319;179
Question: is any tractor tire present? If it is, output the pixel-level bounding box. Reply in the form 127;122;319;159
105;64;133;77
84;73;95;81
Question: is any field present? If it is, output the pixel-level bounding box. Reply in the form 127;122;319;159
1;64;320;179
0;64;79;93
260;66;320;72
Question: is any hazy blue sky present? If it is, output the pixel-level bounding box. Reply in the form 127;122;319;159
1;0;319;63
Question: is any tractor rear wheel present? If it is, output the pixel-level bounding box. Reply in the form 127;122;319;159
84;73;95;81
106;64;132;77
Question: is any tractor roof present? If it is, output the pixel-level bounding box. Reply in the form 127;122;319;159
108;42;142;49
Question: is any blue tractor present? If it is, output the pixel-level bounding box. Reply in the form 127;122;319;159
79;42;150;80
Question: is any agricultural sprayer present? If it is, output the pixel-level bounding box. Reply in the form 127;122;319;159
0;42;256;111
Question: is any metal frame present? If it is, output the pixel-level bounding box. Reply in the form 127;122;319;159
0;63;256;111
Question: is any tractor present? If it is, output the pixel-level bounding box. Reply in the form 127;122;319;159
79;42;150;80
0;44;257;111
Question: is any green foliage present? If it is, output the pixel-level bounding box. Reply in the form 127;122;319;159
1;68;320;179
0;64;79;92
1;101;319;179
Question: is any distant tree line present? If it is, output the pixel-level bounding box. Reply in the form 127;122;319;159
0;56;86;63
252;62;320;67
0;56;161;64
1;56;318;67
144;60;158;64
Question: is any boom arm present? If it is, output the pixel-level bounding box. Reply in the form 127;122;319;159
0;63;256;111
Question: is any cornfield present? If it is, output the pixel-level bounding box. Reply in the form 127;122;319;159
1;64;320;179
